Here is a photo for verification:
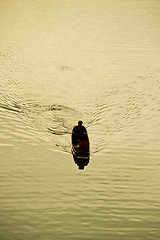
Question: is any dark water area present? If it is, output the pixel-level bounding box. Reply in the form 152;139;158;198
0;0;160;239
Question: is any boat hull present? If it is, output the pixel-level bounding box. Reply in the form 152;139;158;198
71;133;90;169
72;146;90;160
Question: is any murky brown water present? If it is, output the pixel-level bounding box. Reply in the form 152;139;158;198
0;0;160;239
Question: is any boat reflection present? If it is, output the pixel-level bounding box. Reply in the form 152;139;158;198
73;155;90;170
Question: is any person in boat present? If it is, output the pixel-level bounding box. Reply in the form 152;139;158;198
72;121;87;138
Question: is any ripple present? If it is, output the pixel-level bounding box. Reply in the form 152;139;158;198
0;102;22;113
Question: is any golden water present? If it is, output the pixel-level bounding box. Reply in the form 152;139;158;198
0;1;160;239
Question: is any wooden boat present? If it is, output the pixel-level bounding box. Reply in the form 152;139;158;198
71;133;90;161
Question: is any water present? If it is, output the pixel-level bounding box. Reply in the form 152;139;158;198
0;0;160;239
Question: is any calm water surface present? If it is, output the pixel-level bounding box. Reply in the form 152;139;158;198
0;0;160;239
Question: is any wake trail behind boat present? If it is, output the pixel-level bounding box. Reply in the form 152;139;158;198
48;128;71;136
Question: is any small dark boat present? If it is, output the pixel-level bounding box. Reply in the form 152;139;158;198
71;133;90;169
